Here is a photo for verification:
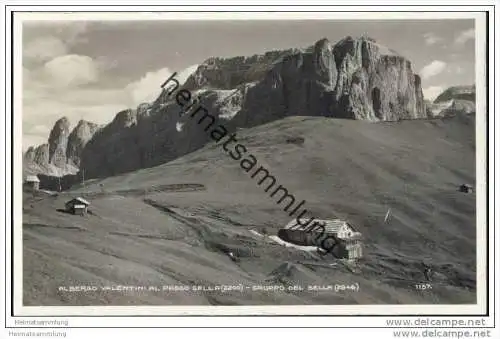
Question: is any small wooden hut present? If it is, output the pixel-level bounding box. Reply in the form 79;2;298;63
65;197;90;215
24;175;40;191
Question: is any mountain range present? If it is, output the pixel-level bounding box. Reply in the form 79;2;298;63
23;36;476;184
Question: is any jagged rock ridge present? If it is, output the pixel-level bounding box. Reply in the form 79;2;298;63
80;36;428;178
434;85;476;103
27;36;446;181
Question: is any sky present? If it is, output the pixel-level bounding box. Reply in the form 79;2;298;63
22;19;476;150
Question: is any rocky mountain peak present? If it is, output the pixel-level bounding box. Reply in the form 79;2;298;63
66;119;100;167
51;117;70;131
136;103;153;121
33;143;50;165
24;116;99;178
24;146;35;163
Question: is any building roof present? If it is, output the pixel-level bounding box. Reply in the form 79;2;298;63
66;197;90;206
285;218;355;233
25;175;40;183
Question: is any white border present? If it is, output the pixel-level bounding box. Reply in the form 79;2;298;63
5;6;494;324
11;11;495;21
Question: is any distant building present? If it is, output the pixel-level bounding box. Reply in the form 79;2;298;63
24;175;40;191
459;184;474;193
280;218;363;259
65;197;90;215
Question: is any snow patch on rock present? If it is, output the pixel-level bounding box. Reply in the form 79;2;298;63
176;122;184;132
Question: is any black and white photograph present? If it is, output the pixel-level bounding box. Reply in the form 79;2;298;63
3;6;497;335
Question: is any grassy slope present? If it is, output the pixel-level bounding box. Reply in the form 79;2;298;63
23;115;476;306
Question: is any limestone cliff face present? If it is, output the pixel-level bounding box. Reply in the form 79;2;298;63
24;146;35;163
33;143;50;165
183;49;299;91
80;94;227;178
233;38;339;127
48;117;70;167
332;36;426;120
23;143;54;177
232;36;426;126
80;109;141;178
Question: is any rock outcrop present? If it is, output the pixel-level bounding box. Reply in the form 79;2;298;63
48;117;70;167
33;143;50;165
26;36;438;181
234;38;339;126
23;146;35;163
232;36;427;126
81;97;221;178
332;36;426;120
24;118;100;177
80;109;143;177
427;85;476;118
183;49;299;91
23;144;50;170
66;120;100;167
